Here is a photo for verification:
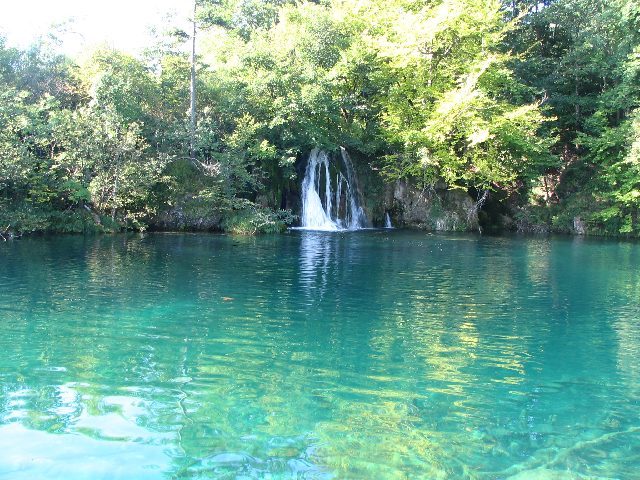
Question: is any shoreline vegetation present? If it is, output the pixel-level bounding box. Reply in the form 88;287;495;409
1;0;639;239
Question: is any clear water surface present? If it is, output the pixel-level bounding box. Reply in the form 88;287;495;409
1;231;639;479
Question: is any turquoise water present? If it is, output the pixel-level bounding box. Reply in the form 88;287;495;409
1;231;639;479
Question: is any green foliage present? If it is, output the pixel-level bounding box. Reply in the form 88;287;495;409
221;201;296;234
370;0;557;191
587;113;640;234
80;49;160;133
504;0;640;235
1;0;639;237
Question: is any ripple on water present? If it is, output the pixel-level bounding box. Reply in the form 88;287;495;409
0;232;639;479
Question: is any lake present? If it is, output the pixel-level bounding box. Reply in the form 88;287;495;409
1;231;639;479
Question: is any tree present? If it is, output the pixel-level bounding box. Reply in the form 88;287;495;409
190;0;197;162
506;0;640;233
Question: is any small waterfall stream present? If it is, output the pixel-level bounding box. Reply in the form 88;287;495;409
384;212;393;229
300;148;369;230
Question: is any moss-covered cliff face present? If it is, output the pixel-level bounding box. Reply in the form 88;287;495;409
382;181;480;232
150;197;225;232
149;197;294;235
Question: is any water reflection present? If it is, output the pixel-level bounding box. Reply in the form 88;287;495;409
0;422;170;480
0;233;639;478
299;231;335;301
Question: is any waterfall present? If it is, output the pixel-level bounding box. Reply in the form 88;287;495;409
300;149;338;231
384;212;393;229
339;148;368;230
300;148;369;230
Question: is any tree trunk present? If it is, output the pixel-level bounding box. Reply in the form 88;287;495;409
112;165;119;222
190;0;197;162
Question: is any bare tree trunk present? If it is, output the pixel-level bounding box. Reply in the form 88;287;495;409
190;0;197;162
112;165;119;222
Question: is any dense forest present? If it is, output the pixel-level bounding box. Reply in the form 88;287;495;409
0;0;639;237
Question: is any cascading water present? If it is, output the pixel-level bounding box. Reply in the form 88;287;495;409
384;212;393;229
339;148;368;230
300;150;336;231
300;148;369;231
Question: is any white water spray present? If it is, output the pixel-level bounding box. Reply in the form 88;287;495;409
384;212;393;229
300;148;369;230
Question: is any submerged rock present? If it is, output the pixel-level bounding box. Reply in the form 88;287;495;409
507;467;585;479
